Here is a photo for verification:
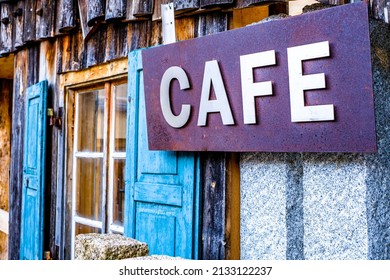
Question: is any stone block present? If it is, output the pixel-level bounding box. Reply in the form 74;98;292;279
74;233;149;260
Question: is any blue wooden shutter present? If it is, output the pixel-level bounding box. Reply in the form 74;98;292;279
124;50;200;259
20;80;48;260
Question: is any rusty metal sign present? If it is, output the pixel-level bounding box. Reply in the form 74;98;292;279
142;2;376;152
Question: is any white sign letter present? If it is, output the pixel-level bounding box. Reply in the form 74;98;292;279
197;60;234;126
160;66;191;128
287;41;334;122
240;50;276;124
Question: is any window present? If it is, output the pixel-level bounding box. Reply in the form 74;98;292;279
68;79;127;257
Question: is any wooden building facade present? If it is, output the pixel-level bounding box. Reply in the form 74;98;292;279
0;0;389;260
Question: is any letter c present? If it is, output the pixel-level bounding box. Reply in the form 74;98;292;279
160;66;191;128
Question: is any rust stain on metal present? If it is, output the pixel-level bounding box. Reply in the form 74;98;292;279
142;3;376;153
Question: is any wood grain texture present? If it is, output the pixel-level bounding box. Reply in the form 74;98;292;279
0;3;13;55
13;0;25;49
23;0;37;42
8;50;28;260
106;0;127;21
86;0;106;26
36;0;56;39
56;0;76;34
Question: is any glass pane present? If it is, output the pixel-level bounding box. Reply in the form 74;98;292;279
76;158;103;221
113;83;127;152
77;89;105;152
75;223;101;235
112;159;125;226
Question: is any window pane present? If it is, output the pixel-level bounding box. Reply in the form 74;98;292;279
114;84;127;152
77;89;105;152
76;158;103;221
75;223;101;235
113;159;125;226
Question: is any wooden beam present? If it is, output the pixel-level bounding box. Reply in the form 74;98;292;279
0;209;8;235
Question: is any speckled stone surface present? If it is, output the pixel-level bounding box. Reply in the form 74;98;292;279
302;153;368;259
240;6;390;260
74;233;149;260
240;153;288;260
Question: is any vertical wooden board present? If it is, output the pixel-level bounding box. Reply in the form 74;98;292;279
84;25;107;68
13;0;25;49
23;0;37;43
128;20;152;51
133;0;154;16
174;0;200;13
8;49;28;260
0;3;13;55
231;5;269;29
150;20;162;46
86;0;106;26
78;0;98;40
36;0;56;39
56;0;76;34
176;17;196;41
201;153;226;260
105;22;128;62
200;0;233;8
105;0;127;21
195;11;228;37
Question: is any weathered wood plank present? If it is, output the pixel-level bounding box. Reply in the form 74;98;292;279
105;22;128;62
23;0;37;43
57;30;86;73
106;0;127;21
133;0;154;16
370;0;390;22
175;0;200;12
36;0;56;39
56;0;77;34
85;25;108;68
201;152;240;260
13;0;24;49
86;0;106;26
176;16;196;41
200;0;232;8
129;20;152;51
0;3;13;55
78;0;99;40
195;11;228;37
8;49;28;260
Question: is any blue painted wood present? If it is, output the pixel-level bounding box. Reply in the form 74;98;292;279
20;80;48;260
125;50;200;259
